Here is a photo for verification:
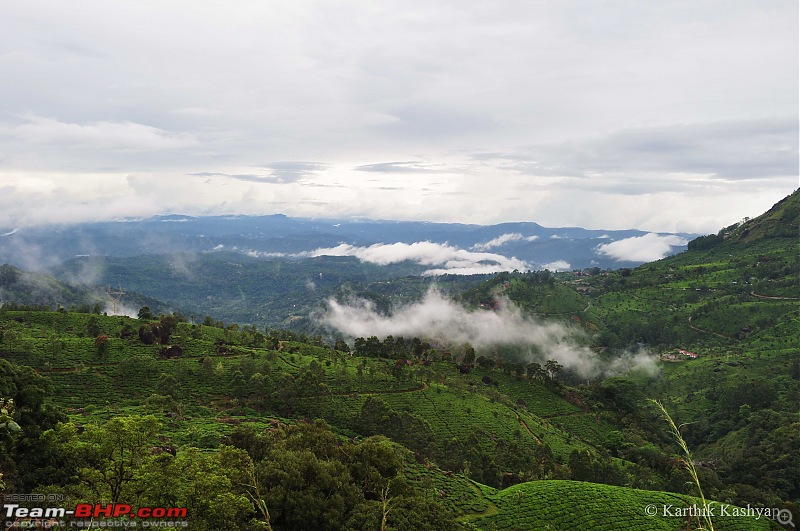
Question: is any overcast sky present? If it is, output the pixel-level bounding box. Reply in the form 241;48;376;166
1;1;797;233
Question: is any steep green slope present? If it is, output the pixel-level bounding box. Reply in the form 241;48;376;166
469;480;775;530
461;192;799;514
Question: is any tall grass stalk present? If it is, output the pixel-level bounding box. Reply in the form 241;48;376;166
649;399;714;531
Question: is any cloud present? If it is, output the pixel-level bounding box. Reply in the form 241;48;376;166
320;287;657;379
355;161;436;173
0;3;795;232
261;162;327;183
190;172;281;184
482;118;799;184
471;233;538;251
191;162;325;184
105;302;139;319
595;233;688;262
309;241;528;275
541;260;571;271
3;115;197;151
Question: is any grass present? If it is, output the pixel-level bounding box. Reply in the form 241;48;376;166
650;399;714;531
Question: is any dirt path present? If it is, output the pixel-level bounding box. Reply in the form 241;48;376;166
540;410;584;420
457;480;499;523
320;381;429;398
515;412;542;445
687;316;735;340
751;291;798;300
420;389;460;441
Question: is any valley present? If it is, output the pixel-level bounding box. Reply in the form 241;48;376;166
0;190;796;530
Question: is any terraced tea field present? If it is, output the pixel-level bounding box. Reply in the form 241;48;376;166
467;480;775;530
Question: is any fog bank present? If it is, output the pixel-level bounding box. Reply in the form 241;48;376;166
320;288;657;379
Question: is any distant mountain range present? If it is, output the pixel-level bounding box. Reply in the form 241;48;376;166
0;214;696;272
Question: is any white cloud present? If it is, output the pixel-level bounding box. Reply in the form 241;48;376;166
320;287;657;379
541;260;571;271
595;233;688;262
471;233;538;251
309;241;528;275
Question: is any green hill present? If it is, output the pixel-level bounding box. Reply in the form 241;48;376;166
0;307;790;529
459;191;800;520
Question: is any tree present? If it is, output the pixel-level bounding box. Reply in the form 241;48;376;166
139;446;255;530
138;325;155;345
54;415;161;502
155;373;180;398
462;344;476;367
137;306;154;320
94;335;110;359
545;359;563;380
256;449;359;530
0;398;21;489
0;359;67;491
231;370;248;399
0;265;20;288
526;362;546;381
85;316;101;338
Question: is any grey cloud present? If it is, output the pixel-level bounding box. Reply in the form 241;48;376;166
2;115;198;151
261;162;327;183
373;103;496;141
190;162;326;184
356;161;436;173
484;118;799;183
0;2;795;230
262;162;326;172
189;172;278;184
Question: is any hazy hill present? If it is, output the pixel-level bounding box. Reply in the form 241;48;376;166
0;213;693;271
51;252;488;331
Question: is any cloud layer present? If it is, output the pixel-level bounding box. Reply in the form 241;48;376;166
0;2;796;231
595;233;688;262
309;241;528;275
321;288;657;379
471;233;539;251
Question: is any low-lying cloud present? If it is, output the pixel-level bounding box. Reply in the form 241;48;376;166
309;241;528;276
595;233;688;262
321;288;657;379
471;233;539;251
541;260;571;272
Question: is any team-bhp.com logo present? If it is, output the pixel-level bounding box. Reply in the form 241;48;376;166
4;503;188;527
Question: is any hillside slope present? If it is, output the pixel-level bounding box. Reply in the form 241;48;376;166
0;308;788;529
